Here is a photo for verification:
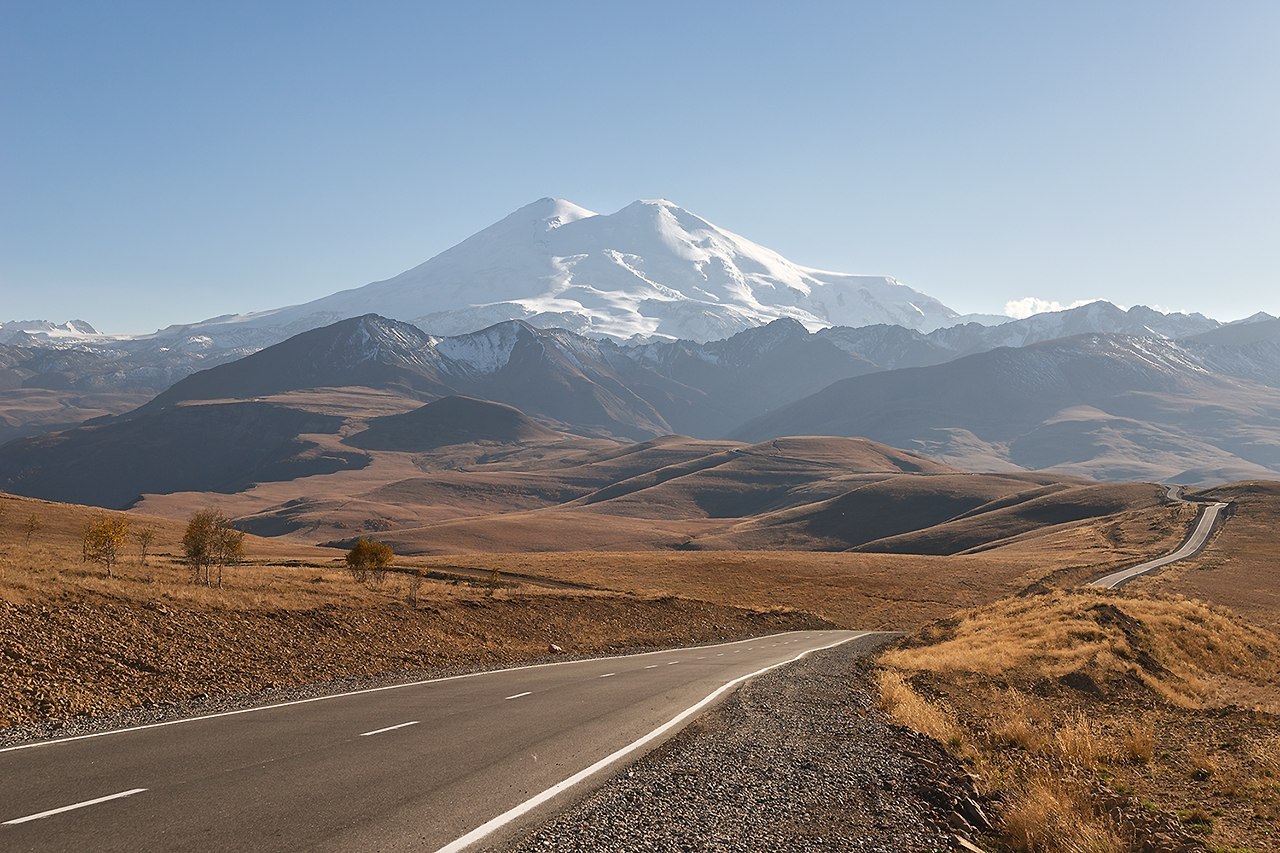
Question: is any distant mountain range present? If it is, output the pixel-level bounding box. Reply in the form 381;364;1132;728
2;196;1278;501
3;308;1280;508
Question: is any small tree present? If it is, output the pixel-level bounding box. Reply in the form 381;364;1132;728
23;513;40;544
183;509;245;587
83;514;130;577
346;538;393;584
134;525;157;565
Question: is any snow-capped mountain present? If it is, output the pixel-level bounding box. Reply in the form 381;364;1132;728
816;301;1224;371
0;319;103;346
164;198;985;345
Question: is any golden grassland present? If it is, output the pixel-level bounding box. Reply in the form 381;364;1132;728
397;500;1198;630
0;493;830;727
0;484;1207;733
877;589;1280;851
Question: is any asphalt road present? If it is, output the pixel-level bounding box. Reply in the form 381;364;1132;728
1;630;873;852
1089;498;1228;590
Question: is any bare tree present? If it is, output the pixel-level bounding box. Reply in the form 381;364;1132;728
83;514;130;578
134;525;157;565
183;509;244;587
23;513;40;544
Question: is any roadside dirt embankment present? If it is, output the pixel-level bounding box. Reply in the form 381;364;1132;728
0;593;828;730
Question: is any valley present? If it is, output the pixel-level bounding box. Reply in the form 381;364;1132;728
3;201;1278;851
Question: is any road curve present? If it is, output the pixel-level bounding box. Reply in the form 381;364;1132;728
0;630;875;853
1089;498;1228;590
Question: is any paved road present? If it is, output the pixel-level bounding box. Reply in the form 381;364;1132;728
1089;498;1228;590
1;630;873;852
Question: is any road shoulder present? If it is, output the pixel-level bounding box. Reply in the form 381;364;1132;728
504;634;985;852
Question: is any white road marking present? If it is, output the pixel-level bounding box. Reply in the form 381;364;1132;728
717;653;724;657
3;789;147;826
359;721;418;737
598;673;616;679
643;665;659;669
667;661;680;666
434;632;873;853
1;632;809;755
505;692;532;701
1090;501;1228;590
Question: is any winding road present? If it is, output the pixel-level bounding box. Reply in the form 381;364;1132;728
1;630;877;852
1089;489;1228;590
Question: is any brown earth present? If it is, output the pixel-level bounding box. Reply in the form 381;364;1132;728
0;591;826;729
877;590;1280;851
1130;481;1280;632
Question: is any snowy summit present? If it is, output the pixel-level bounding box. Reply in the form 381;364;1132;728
171;198;985;344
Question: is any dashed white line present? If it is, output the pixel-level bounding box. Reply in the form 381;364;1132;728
505;692;532;701
359;721;418;737
644;665;659;669
667;661;680;666
598;673;616;679
3;789;147;825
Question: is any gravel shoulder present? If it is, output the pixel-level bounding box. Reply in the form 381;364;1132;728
504;634;986;852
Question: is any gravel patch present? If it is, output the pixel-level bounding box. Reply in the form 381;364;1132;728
505;634;984;852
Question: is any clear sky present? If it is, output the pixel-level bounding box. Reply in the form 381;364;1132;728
2;0;1277;333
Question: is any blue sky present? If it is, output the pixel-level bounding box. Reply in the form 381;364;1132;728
2;0;1277;333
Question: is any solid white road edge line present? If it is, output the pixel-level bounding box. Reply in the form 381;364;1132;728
433;631;871;853
505;692;532;701
359;721;419;737
0;631;816;755
3;788;147;826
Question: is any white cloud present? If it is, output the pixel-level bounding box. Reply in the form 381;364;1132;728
1003;297;1113;319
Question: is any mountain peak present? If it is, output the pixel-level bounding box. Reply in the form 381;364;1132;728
166;198;970;345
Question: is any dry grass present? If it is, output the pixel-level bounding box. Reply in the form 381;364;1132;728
1119;720;1155;764
883;589;1280;710
878;589;1280;849
875;669;963;748
1002;774;1127;853
1052;712;1111;769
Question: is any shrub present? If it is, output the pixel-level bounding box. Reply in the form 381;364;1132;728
346;538;394;584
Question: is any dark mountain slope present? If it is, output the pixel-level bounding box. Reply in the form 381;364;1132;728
346;396;561;451
0;402;366;508
736;335;1280;484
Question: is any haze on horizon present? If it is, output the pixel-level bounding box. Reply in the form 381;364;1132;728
2;0;1277;335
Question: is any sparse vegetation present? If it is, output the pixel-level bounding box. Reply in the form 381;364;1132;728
23;512;40;544
82;513;130;577
183;509;245;587
875;669;964;748
134;525;156;565
877;590;1280;850
345;537;394;585
1001;773;1125;852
